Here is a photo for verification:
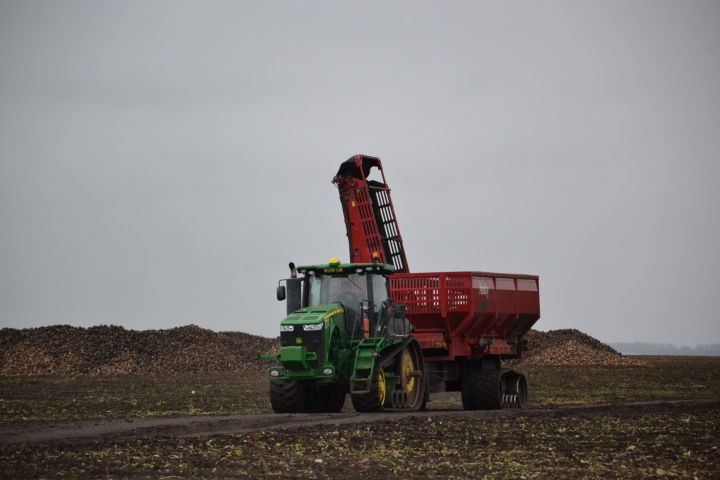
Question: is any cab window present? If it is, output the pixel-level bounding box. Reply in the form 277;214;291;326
371;274;389;311
308;273;367;309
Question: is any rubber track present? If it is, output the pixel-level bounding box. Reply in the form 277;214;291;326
461;370;502;410
350;374;384;412
352;340;426;412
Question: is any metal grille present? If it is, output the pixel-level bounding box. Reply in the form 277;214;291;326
368;184;407;272
280;328;324;368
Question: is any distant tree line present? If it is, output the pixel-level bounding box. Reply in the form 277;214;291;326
610;342;720;356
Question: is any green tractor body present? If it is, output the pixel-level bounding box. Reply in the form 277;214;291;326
261;260;426;413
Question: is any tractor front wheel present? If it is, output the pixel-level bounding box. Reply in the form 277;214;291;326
270;380;305;413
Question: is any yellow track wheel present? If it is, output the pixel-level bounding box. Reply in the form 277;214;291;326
377;369;386;406
400;346;421;408
351;367;387;412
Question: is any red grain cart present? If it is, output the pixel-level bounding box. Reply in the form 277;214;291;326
391;271;540;360
335;155;541;409
390;272;539;407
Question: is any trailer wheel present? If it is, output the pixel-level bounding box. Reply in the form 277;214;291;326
270;380;306;413
502;371;528;408
461;370;503;410
461;369;528;410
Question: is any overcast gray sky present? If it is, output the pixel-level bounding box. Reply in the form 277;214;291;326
1;1;719;346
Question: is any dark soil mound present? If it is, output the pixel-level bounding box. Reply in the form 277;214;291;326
0;325;279;376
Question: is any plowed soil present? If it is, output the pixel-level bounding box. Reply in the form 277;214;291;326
1;328;718;478
0;400;717;479
0;398;714;446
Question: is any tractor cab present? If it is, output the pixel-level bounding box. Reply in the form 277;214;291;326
276;258;410;341
302;258;392;331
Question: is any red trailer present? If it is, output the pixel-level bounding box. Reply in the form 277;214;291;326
391;271;540;360
335;155;540;408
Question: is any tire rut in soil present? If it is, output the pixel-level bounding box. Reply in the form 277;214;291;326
2;399;717;447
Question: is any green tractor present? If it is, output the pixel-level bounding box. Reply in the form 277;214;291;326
261;258;426;413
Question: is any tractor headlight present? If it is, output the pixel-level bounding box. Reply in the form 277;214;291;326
302;323;323;331
280;325;295;332
322;367;334;376
269;368;281;377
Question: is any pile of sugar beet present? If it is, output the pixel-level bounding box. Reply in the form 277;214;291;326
0;325;280;376
513;329;646;367
0;325;642;376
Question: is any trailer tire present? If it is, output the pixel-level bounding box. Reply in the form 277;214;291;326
461;370;503;410
270;380;306;413
503;371;528;408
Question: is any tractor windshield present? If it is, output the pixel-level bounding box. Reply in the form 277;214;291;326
307;273;389;313
308;274;366;309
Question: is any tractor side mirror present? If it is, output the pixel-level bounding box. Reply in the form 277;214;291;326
276;285;286;301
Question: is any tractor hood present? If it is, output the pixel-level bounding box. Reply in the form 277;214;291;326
280;304;344;326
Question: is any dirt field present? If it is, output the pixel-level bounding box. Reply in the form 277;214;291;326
1;356;717;423
0;356;718;479
0;400;717;479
